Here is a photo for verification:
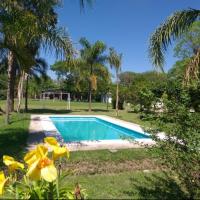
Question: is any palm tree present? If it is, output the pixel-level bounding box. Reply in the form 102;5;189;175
24;58;48;112
0;1;73;124
79;37;107;112
149;8;200;82
108;48;122;116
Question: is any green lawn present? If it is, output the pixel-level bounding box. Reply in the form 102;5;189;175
0;99;153;128
0;99;187;199
65;172;186;199
0;112;30;163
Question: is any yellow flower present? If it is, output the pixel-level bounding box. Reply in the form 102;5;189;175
53;146;70;160
24;145;48;166
0;171;8;195
44;137;70;160
26;145;57;182
3;156;24;172
24;149;37;166
44;137;59;148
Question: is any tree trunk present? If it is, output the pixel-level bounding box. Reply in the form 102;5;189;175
5;51;14;124
88;64;93;112
17;71;25;112
116;72;119;116
25;75;29;112
89;86;92;112
107;94;109;111
10;58;17;112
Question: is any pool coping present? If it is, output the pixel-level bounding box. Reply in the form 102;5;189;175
29;114;156;151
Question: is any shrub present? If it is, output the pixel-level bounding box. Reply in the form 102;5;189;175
151;94;200;199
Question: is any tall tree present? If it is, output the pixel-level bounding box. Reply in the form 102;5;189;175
0;0;73;124
149;8;200;198
79;37;107;111
108;48;122;116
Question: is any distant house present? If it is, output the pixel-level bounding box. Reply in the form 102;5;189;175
40;89;70;101
40;89;71;109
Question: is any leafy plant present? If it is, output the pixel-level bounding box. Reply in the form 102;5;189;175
150;93;200;199
0;137;87;199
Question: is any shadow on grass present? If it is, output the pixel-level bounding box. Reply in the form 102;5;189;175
0;128;28;166
27;108;110;114
9;116;30;124
78;109;109;112
27;109;74;114
123;172;188;199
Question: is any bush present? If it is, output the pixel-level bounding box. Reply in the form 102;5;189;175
151;94;200;199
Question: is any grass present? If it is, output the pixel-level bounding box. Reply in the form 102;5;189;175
0;112;30;165
0;99;186;199
0;99;153;128
70;148;155;163
64;171;187;199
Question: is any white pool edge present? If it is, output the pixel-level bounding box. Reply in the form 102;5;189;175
30;114;156;151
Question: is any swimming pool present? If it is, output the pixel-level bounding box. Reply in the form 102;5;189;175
50;117;150;142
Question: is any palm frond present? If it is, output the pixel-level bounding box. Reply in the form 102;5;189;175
79;37;91;50
31;58;48;78
108;47;122;72
79;0;93;12
41;27;74;59
149;8;200;70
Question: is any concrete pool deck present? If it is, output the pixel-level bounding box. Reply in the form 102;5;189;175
28;114;156;151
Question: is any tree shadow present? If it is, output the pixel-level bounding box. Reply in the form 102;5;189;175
0;128;28;167
26;108;110;114
27;109;74;114
8;116;30;124
79;109;110;112
123;172;188;199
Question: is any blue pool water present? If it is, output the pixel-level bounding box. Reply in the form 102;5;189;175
50;117;150;142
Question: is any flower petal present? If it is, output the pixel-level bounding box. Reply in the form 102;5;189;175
41;164;57;182
3;155;15;166
24;149;38;166
44;137;59;147
36;145;48;158
53;146;70;160
26;160;41;181
9;161;24;172
0;171;8;195
3;156;24;171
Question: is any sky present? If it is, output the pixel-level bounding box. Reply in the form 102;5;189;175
42;0;200;79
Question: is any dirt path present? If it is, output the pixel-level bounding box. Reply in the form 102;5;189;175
64;159;161;175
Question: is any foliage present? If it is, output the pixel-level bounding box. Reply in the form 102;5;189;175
138;88;155;112
168;59;190;83
149;8;200;69
167;61;200;111
51;57;111;101
118;71;137;88
0;137;86;199
111;94;124;110
151;92;200;198
79;38;108;99
28;76;58;99
117;71;166;112
174;21;200;59
108;48;123;116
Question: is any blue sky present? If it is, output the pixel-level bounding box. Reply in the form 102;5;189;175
42;0;200;78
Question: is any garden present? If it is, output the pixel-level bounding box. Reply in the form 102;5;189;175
0;0;200;199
